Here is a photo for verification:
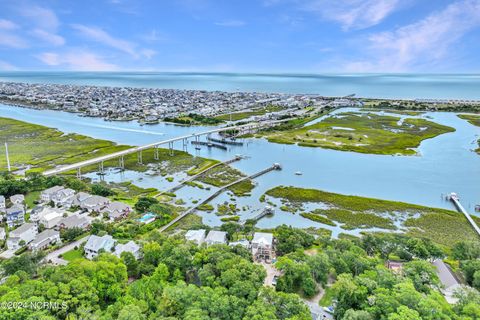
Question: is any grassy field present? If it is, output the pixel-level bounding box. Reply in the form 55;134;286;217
197;164;255;196
265;186;480;247
215;105;284;121
62;249;84;262
458;114;480;153
261;112;455;155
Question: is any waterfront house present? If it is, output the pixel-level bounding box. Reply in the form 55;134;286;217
102;202;131;221
185;229;206;245
29;229;61;252
52;188;75;207
114;241;141;259
0;195;5;212
205;230;227;246
7;223;37;250
80;195;110;213
58;214;90;230
84;234;116;260
6;205;25;227
10;194;25;206
41;186;64;203
433;259;463;304
251;232;274;261
67;192;91;208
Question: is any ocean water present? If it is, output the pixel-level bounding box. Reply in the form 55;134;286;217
1;72;480;100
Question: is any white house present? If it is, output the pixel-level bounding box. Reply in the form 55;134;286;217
251;232;274;261
52;188;75;207
185;229;206;245
114;241;141;259
80;195;110;213
10;194;25;205
84;234;116;260
0;195;5;212
41;186;65;203
39;210;65;229
102;202;131;221
29;229;61;252
7;223;38;250
205;230;227;246
0;227;5;240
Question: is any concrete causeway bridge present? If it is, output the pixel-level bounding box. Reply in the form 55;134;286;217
449;193;480;237
42;120;287;177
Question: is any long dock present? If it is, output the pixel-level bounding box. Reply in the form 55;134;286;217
449;193;480;237
155;155;242;196
207;136;244;146
159;163;281;232
191;141;227;150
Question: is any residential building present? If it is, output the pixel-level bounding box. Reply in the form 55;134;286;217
10;194;25;205
52;188;75;206
114;241;141;259
229;239;250;249
29;229;61;252
0;227;5;240
102;202;131;221
39;209;65;229
80;195;110;212
6;205;25;227
58;214;90;230
251;232;274;261
7;223;37;250
84;234;116;260
66;192;91;208
0;195;5;212
433;259;463;304
185;229;206;245
41;186;65;203
205;230;227;246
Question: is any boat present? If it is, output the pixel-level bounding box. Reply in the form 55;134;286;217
295;171;302;175
475;205;480;212
195;147;201;150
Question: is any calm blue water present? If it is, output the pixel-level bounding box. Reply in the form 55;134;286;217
1;104;479;228
1;72;480;99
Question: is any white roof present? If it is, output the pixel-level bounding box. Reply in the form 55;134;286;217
114;241;140;256
85;234;115;252
205;230;227;243
42;186;64;194
433;259;460;290
185;229;206;242
252;232;273;245
31;229;59;246
10;223;36;237
43;210;63;221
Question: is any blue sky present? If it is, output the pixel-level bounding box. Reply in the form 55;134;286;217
0;0;479;73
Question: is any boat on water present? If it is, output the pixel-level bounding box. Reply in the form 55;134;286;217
475;205;480;212
295;171;302;175
195;147;201;150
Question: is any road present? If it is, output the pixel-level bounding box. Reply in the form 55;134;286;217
43;236;88;266
42;119;288;176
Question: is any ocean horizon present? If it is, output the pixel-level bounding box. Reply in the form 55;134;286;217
1;71;480;100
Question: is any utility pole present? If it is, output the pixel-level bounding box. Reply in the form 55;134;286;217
5;142;11;172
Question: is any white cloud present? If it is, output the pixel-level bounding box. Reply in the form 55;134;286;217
140;49;157;59
32;29;65;46
0;31;28;48
19;5;60;31
0;19;18;30
344;0;480;72
0;60;18;71
301;0;402;30
36;50;118;71
215;20;246;27
71;24;153;59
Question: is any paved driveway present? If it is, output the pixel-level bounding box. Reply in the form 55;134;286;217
43;236;88;266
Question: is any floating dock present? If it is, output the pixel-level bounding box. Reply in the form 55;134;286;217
207;136;244;146
191;141;227;150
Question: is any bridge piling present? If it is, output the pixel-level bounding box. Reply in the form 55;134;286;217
137;151;143;164
119;156;124;169
154;146;159;160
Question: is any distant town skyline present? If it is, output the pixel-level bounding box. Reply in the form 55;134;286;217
0;0;480;73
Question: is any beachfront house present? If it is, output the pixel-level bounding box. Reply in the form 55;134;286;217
251;232;274;261
84;234;116;260
80;195;110;213
41;186;65;203
0;195;5;212
114;241;141;259
7;223;38;250
29;229;61;252
185;229;206;245
102;202;131;221
10;194;25;206
205;230;227;246
58;214;90;230
6;205;25;227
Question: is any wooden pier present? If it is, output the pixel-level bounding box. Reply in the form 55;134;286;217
159;163;281;232
207;136;244;146
449;193;480;237
191;141;227;150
